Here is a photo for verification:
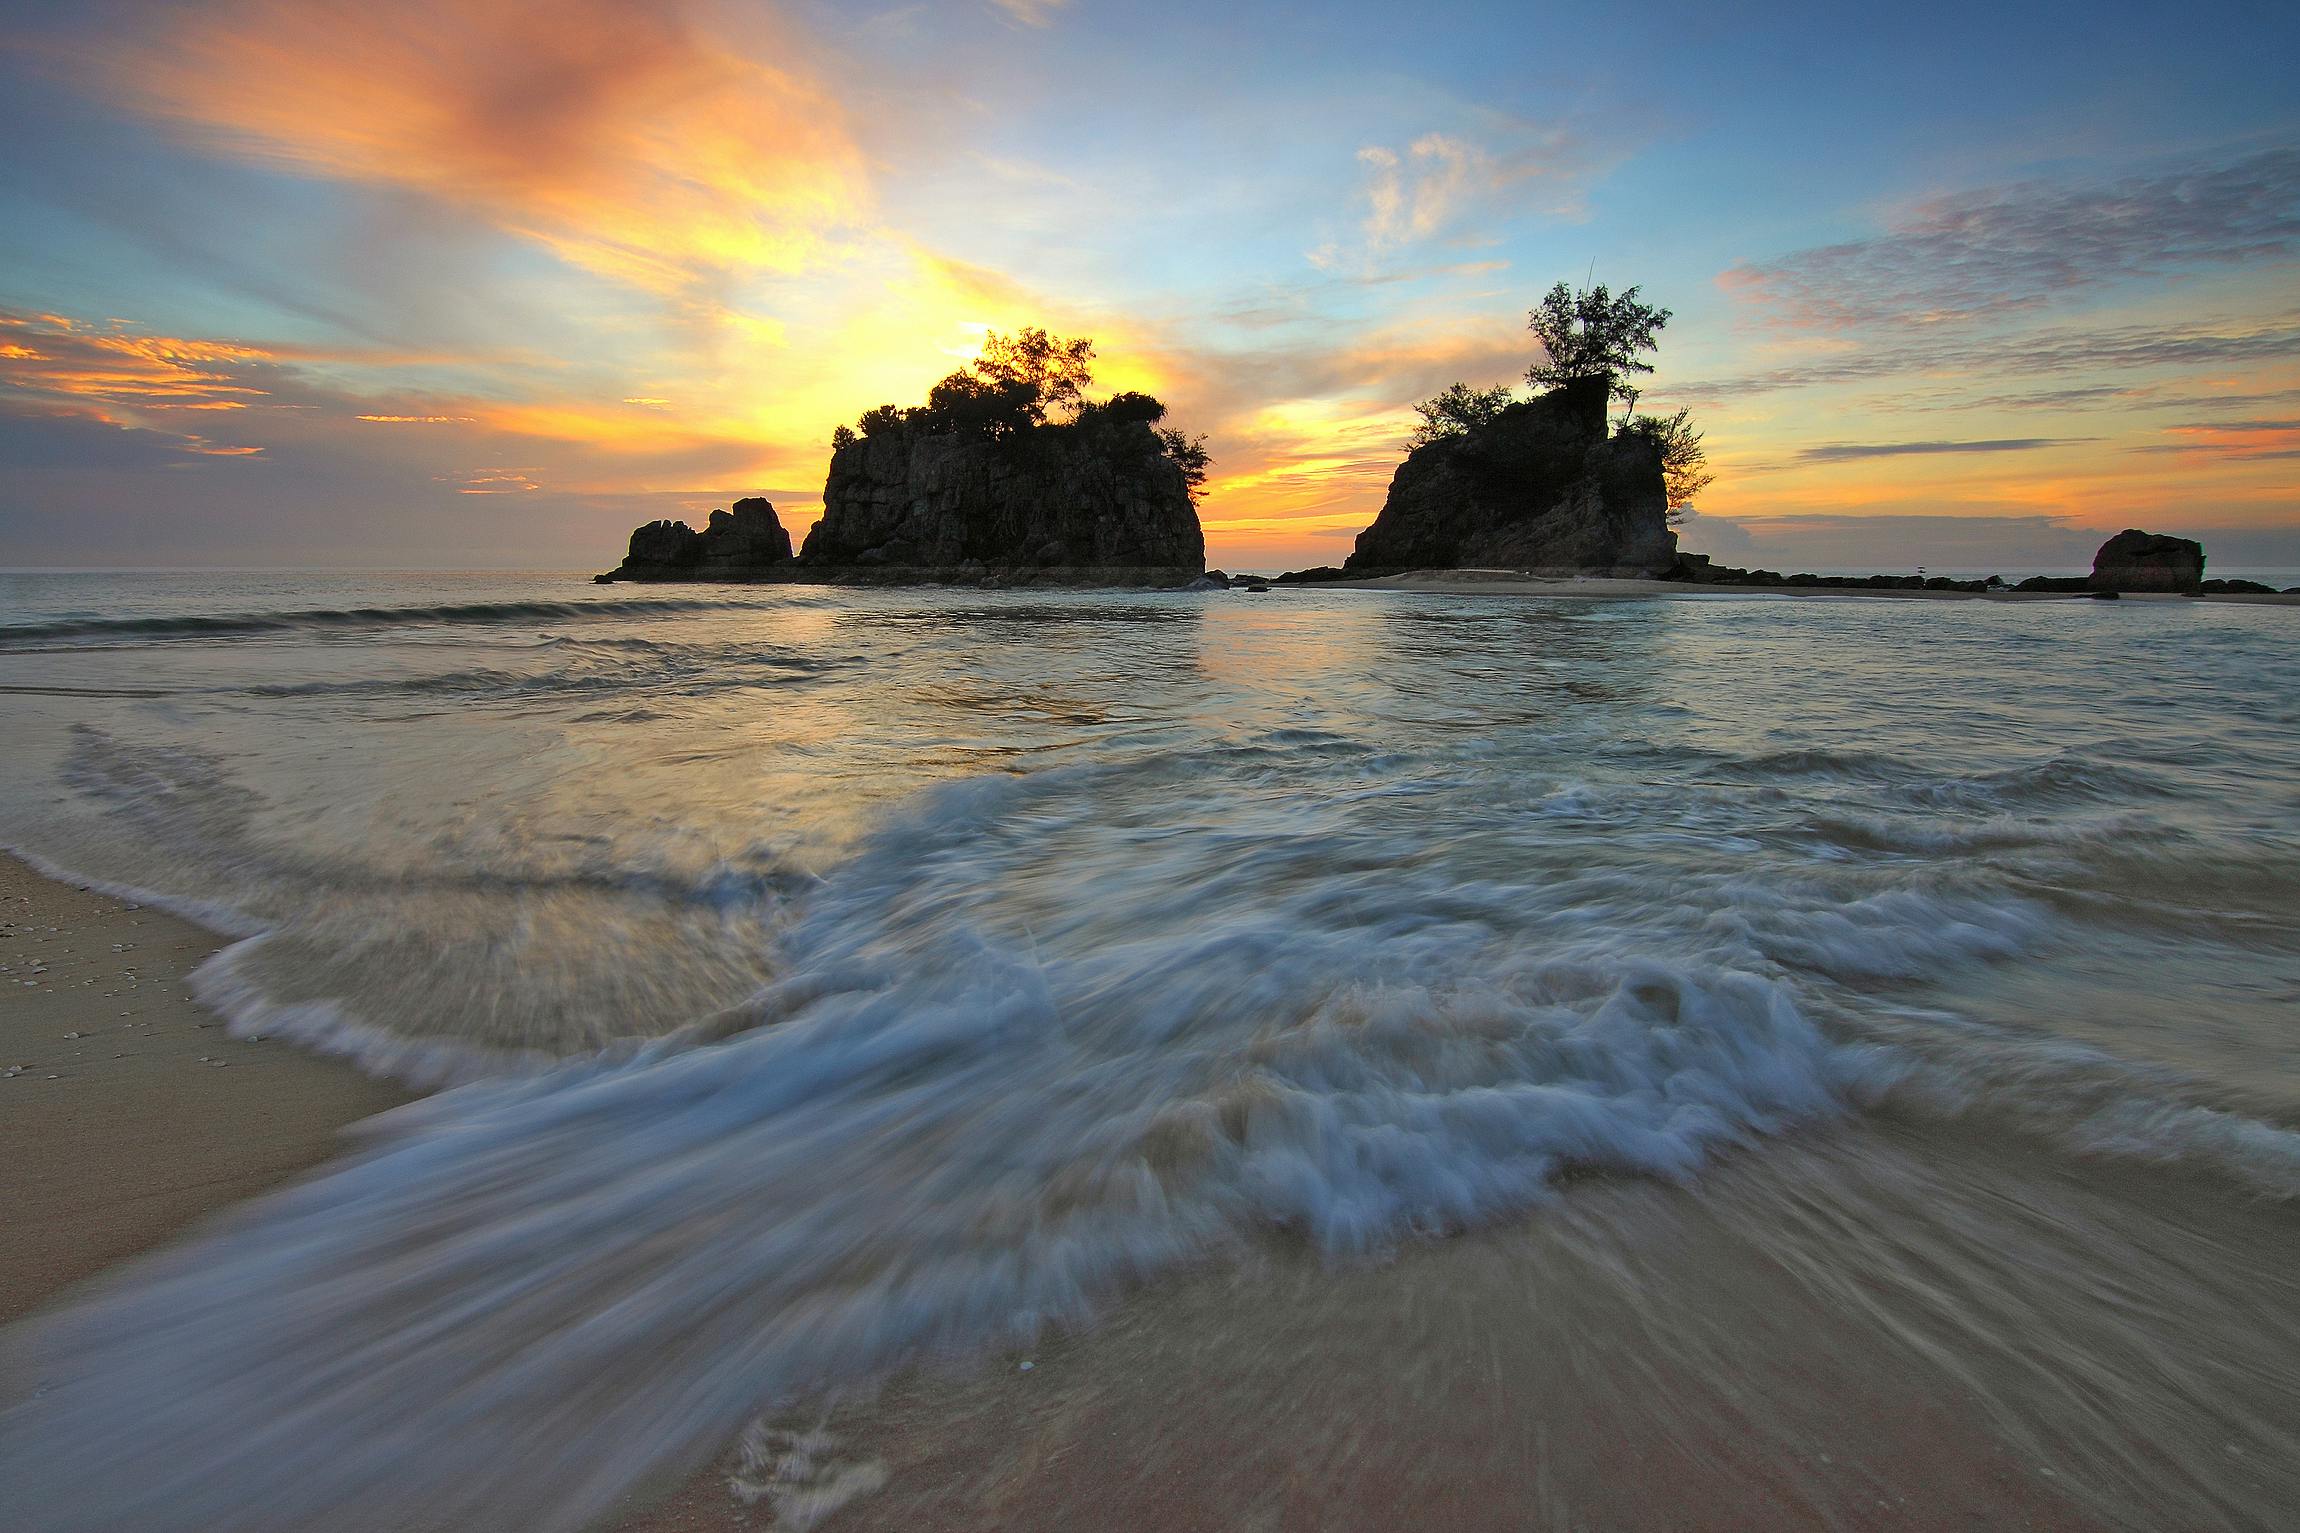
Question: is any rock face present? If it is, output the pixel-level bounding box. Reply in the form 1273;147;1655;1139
1343;377;1675;576
801;419;1203;583
2090;529;2204;593
603;497;794;581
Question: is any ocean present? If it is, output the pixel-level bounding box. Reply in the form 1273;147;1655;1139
2;570;2297;1530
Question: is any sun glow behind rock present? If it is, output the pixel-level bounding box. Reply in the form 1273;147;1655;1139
1;0;2295;567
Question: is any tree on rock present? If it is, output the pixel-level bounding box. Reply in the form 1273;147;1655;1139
1156;427;1210;503
1409;382;1517;447
972;327;1097;425
1525;282;1670;411
835;328;1213;503
1619;407;1713;523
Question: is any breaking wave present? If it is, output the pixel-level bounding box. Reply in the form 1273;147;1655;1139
0;595;765;646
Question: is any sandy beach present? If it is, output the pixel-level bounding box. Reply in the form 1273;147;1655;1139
0;853;409;1324
0;851;2109;1533
0;859;2106;1533
9;843;2296;1533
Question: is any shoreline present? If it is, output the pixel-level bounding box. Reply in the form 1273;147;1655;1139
7;851;2292;1532
0;852;411;1324
581;566;2300;604
1285;570;2300;603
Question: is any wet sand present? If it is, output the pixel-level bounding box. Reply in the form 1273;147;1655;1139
8;852;2294;1532
0;853;410;1324
621;1116;2300;1533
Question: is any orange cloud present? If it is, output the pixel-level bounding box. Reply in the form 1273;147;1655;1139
2153;420;2300;459
107;0;870;299
0;312;272;458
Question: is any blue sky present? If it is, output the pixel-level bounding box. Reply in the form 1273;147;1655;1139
2;0;2295;569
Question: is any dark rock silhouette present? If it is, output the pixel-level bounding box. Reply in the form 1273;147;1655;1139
799;417;1202;584
601;497;793;582
1343;376;1675;576
2089;529;2204;593
600;428;1202;586
701;497;794;569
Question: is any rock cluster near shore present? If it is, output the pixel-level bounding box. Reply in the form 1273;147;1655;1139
1342;376;1676;578
604;498;793;581
1261;529;2292;596
600;424;1203;586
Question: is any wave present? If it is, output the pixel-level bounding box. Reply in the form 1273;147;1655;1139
0;595;766;646
0;774;1886;1533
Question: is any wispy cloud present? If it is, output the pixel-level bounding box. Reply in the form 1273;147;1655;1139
1796;437;2080;462
1722;147;2300;332
2136;418;2300;460
987;0;1070;27
1311;121;1602;274
99;0;872;303
1669;315;2300;401
0;310;273;457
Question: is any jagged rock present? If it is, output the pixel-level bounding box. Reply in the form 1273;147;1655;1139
699;497;793;569
2089;529;2204;593
1344;377;1675;576
622;519;703;572
800;419;1202;583
601;500;795;580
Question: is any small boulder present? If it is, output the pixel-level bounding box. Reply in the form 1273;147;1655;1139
2089;529;2203;593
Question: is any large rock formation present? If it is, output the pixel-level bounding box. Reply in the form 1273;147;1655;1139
1343;376;1675;576
601;497;793;581
2089;529;2204;593
800;418;1203;584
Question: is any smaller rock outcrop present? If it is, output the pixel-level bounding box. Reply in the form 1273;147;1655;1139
2089;529;2204;593
1343;376;1675;577
599;497;794;581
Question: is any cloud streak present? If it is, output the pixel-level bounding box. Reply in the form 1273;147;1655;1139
1796;437;2079;462
1668;315;2300;402
1723;147;2300;331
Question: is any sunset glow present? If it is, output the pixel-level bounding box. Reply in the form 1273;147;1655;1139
2;0;2294;569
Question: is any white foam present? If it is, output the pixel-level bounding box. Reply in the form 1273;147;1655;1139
0;779;1882;1533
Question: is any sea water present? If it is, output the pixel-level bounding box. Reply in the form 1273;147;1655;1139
1;571;2296;1529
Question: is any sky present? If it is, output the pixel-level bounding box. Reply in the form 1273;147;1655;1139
1;0;2296;572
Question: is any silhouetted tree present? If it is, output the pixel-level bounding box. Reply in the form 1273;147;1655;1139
1156;427;1211;503
1094;390;1168;427
1409;382;1516;447
972;327;1096;424
1620;407;1712;522
921;370;1039;439
831;424;857;451
836;332;1211;506
1526;281;1670;410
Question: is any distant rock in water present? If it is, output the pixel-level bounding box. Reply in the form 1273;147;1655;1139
2089;529;2204;593
601;497;793;582
1343;377;1675;577
800;417;1202;585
